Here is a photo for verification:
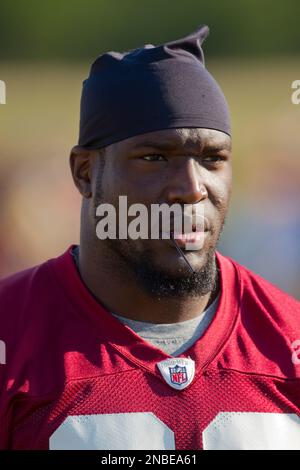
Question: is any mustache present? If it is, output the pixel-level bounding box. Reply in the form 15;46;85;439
93;195;212;238
150;212;209;236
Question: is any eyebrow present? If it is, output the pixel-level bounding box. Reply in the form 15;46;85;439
133;140;231;152
133;140;179;150
203;144;231;153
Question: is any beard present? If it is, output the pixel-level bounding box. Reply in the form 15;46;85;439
95;218;221;300
93;176;222;301
107;238;219;300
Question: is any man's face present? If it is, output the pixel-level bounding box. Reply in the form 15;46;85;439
90;127;232;297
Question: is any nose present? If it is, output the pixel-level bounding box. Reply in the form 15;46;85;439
164;158;208;205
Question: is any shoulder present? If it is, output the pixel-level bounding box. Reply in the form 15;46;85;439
217;250;300;318
216;251;300;378
0;259;54;358
0;247;74;351
0;246;74;309
231;254;300;319
0;259;53;315
0;261;47;294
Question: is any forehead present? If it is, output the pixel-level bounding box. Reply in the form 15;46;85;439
111;128;231;153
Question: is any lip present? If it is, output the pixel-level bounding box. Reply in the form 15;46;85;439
152;215;210;236
173;231;208;248
159;230;209;249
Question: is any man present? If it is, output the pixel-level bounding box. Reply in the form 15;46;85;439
0;26;300;450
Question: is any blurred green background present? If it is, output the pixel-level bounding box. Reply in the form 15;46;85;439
0;0;300;298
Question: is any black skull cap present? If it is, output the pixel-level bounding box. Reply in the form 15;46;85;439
78;25;231;149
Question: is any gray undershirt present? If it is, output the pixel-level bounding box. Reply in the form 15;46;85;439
71;245;220;356
111;293;220;356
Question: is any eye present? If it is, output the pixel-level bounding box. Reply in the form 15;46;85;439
140;154;166;162
202;155;225;164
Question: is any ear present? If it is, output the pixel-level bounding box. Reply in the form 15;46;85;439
70;146;94;198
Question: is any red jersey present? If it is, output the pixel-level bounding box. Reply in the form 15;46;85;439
0;246;300;450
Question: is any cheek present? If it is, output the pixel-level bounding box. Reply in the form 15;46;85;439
94;163;120;202
99;162;133;199
106;176;159;207
210;176;232;212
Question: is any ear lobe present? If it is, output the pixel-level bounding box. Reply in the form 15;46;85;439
69;146;93;198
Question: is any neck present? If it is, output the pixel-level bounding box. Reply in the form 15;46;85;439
74;244;220;324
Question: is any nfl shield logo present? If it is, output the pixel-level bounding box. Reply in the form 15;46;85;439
169;365;188;385
157;357;195;390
